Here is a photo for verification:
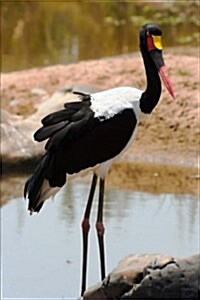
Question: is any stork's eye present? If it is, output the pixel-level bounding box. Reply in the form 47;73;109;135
146;31;150;36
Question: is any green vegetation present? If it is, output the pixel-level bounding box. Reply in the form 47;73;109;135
2;1;199;72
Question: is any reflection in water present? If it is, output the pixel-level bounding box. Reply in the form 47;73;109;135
2;2;199;72
1;180;199;298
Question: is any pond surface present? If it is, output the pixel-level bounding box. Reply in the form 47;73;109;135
2;2;199;72
1;179;199;299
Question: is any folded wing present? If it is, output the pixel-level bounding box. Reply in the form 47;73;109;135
30;101;138;187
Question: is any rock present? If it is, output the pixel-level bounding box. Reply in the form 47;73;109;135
71;84;101;95
32;88;79;119
31;87;48;96
1;109;38;159
84;253;200;299
57;84;101;95
9;98;22;108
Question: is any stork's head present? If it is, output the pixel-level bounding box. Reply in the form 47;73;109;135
140;24;175;99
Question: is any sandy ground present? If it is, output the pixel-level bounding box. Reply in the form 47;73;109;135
1;49;199;205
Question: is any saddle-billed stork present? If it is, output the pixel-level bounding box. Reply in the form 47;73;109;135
24;24;175;296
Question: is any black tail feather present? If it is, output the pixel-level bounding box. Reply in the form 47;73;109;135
24;150;67;213
24;154;51;212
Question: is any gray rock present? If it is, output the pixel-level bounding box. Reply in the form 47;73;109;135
84;254;200;299
57;84;100;95
31;87;48;96
1;109;37;159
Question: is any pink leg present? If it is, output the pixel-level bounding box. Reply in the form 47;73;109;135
96;178;106;280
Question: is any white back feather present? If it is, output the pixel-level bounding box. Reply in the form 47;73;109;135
91;87;145;121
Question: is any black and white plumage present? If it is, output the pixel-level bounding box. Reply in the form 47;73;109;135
24;88;141;211
24;24;175;295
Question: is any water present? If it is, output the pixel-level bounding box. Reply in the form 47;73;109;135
1;179;199;299
2;2;199;72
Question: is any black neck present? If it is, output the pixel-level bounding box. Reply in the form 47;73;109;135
139;49;161;114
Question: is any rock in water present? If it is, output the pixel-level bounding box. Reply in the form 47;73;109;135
84;253;200;299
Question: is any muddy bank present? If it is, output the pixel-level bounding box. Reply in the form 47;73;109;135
1;161;198;208
109;162;198;197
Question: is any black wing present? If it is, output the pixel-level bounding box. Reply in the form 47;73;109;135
34;101;93;146
34;100;137;187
